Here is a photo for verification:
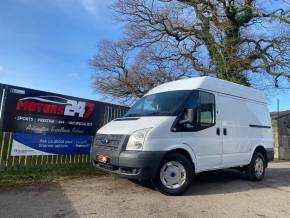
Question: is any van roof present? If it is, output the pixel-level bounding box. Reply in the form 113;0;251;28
146;76;267;103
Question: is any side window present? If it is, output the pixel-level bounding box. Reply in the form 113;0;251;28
185;91;199;110
175;91;215;131
181;91;199;130
199;91;215;127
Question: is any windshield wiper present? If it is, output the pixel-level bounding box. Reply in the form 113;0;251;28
125;112;171;117
144;112;171;116
124;113;141;117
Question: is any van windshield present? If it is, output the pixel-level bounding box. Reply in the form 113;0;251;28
124;90;192;117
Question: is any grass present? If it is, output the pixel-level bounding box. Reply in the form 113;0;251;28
0;164;105;187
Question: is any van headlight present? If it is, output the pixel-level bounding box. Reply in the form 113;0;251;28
126;128;151;151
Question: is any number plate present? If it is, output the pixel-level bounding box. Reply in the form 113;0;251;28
98;163;113;171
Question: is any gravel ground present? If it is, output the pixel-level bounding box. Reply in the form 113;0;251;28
1;161;290;218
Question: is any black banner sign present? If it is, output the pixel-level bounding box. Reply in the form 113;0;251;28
1;85;104;135
0;84;5;129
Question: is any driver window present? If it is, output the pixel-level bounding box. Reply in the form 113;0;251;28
199;91;215;126
178;91;215;131
182;92;199;129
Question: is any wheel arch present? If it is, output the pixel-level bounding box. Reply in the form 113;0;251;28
162;144;197;171
251;145;268;167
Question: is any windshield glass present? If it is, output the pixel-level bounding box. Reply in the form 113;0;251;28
124;90;192;117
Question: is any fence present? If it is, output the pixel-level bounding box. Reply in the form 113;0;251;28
0;104;128;171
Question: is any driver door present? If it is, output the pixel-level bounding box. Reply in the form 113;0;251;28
178;90;222;172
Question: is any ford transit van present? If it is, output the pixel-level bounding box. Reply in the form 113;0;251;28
91;76;274;195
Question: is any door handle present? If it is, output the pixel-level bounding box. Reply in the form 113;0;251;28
216;128;220;136
223;128;227;136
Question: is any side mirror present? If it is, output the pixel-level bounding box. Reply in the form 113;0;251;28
179;108;197;125
187;108;195;124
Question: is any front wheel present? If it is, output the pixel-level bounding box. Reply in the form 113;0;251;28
153;153;194;195
246;152;266;181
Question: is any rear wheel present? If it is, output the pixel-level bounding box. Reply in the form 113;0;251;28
153;152;194;195
246;152;266;181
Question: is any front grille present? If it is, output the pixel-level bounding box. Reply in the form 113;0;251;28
95;134;126;148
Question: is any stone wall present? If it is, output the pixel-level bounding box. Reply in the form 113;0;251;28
271;111;290;160
271;118;279;159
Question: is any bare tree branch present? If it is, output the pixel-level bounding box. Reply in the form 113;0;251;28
91;0;290;102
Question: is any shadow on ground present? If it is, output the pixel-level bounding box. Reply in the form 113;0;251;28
128;164;290;196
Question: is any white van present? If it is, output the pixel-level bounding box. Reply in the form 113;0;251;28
91;76;274;195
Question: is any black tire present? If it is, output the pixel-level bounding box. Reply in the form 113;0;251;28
246;152;266;181
153;152;194;196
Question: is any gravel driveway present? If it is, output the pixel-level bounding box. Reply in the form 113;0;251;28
1;161;290;218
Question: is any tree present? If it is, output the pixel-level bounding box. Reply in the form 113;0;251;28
91;0;290;103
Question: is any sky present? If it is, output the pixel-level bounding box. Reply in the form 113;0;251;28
0;0;289;112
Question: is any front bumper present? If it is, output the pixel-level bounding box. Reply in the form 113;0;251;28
91;146;165;180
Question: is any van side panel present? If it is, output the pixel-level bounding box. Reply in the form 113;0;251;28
246;101;273;162
218;94;251;167
218;93;273;168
